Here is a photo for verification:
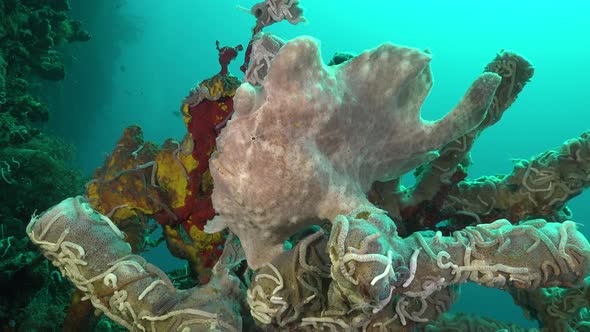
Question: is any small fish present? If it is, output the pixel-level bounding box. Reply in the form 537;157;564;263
120;65;126;72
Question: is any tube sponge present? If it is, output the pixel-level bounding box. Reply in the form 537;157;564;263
27;197;243;331
247;207;590;329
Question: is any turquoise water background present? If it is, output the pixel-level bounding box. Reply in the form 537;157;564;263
46;0;590;328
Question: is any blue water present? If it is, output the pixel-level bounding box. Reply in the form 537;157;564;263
47;0;590;328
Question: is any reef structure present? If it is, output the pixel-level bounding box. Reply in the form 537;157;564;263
27;196;245;331
25;1;590;331
0;0;91;330
85;41;244;281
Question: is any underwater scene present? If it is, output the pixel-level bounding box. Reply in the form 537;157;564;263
1;0;590;331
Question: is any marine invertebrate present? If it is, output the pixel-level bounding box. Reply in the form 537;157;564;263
509;280;590;331
208;36;502;268
87;42;244;280
0;159;16;184
0;0;90;127
248;207;590;329
243;32;285;85
22;2;590;330
0;11;90;322
423;312;535;332
240;0;305;73
216;41;243;76
27;196;244;331
244;0;305;32
85;126;166;222
444;132;590;225
85;125;225;278
368;53;590;236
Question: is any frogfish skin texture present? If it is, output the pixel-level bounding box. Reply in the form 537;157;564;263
208;36;501;269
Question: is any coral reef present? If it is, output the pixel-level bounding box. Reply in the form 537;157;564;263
21;1;590;331
0;0;90;329
509;280;590;331
248;207;589;330
86;42;244;282
0;231;73;331
0;132;86;331
368;50;590;237
84;125;223;280
422;312;537;332
0;0;90;128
